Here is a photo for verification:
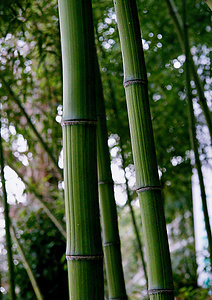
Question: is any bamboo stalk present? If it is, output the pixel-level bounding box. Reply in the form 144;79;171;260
164;0;212;145
7;162;66;239
113;0;174;299
97;38;148;288
0;77;62;177
10;226;43;300
183;0;212;270
95;55;127;299
0;114;16;300
58;0;104;298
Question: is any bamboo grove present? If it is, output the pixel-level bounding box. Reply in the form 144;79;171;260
0;0;212;299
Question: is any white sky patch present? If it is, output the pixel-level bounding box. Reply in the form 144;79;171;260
3;166;26;204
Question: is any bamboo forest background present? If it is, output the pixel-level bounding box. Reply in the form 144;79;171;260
0;0;211;299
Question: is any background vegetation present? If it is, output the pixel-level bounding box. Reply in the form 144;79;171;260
0;0;211;299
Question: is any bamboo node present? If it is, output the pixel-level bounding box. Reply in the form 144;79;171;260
136;186;161;193
123;78;148;88
62;119;97;126
66;255;103;261
148;289;174;295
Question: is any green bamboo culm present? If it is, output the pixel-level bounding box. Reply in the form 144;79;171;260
182;0;212;270
95;55;127;299
113;0;174;299
96;40;148;287
0;111;16;300
58;0;104;298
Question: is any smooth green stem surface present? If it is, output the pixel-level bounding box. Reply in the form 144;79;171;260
0;116;16;300
11;226;43;300
183;0;212;270
96;55;127;299
114;0;174;298
63;125;103;299
58;0;104;298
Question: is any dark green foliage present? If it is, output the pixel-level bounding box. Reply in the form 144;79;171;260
15;209;68;300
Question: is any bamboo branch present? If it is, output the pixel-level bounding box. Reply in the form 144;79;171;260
6;162;66;239
0;77;62;177
183;0;212;271
0;113;16;300
10;226;43;300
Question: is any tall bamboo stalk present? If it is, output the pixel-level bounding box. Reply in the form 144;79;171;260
95;55;127;299
113;0;174;299
0;113;16;300
183;0;212;270
10;225;43;300
58;0;104;298
97;39;148;287
164;0;212;144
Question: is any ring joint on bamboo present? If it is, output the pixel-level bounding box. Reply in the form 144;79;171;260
62;119;98;126
148;289;174;295
66;255;103;261
136;186;161;193
123;78;148;88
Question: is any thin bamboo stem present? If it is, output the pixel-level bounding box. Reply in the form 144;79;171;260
97;37;148;288
58;0;104;298
0;114;16;300
183;0;212;270
113;0;174;299
7;162;66;239
10;226;43;300
95;55;127;299
0;77;62;176
164;0;212;145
